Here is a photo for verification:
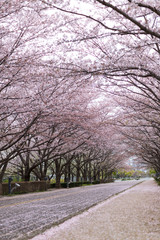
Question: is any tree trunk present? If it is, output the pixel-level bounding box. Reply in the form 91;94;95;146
97;169;100;181
24;173;30;181
0;162;8;183
55;159;61;188
88;162;92;182
93;165;97;181
55;172;61;188
83;163;88;181
68;161;71;181
101;170;104;181
76;167;80;182
64;165;68;182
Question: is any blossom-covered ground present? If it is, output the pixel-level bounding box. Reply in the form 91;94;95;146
0;180;141;240
31;179;160;240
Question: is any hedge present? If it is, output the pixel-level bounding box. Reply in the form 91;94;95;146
50;180;101;188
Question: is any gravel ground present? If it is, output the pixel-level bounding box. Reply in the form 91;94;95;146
31;179;160;240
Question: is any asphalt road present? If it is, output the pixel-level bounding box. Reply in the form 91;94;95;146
0;180;142;240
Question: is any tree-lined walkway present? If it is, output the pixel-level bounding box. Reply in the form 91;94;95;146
32;179;160;240
0;180;142;240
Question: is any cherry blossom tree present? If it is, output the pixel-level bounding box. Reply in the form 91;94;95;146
40;0;160;172
0;0;74;181
3;0;159;185
0;1;41;178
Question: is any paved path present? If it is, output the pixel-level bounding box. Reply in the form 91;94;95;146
0;180;141;240
32;179;160;240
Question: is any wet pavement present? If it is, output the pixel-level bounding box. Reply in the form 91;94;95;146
0;180;142;240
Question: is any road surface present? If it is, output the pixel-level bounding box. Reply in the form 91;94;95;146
0;180;142;240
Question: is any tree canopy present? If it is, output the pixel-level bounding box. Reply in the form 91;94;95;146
1;0;160;184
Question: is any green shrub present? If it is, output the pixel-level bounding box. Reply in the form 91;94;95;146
155;177;160;186
50;180;105;189
50;181;92;188
50;183;56;188
92;180;100;184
